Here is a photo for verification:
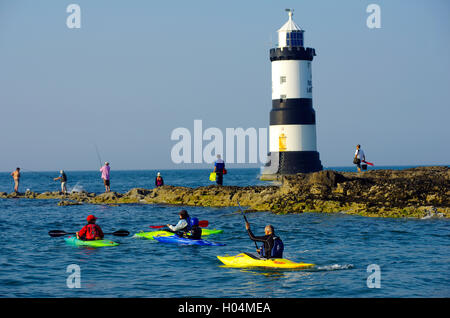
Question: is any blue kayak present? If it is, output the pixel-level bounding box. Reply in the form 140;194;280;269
154;235;225;246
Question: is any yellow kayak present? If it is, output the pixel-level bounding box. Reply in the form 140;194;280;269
217;253;315;269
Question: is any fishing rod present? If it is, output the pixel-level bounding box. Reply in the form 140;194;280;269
94;143;103;168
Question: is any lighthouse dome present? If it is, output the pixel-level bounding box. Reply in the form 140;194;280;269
277;10;304;48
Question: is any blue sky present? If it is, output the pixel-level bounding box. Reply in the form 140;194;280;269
0;0;449;171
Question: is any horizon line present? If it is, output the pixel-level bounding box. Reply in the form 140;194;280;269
1;164;447;173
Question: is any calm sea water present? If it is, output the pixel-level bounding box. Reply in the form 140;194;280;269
0;167;448;298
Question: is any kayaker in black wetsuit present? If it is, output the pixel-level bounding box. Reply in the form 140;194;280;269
182;217;202;240
245;222;284;259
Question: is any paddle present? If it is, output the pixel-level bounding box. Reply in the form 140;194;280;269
237;200;259;251
48;229;130;237
149;220;209;229
362;160;374;166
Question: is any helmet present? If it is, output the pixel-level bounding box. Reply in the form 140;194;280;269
191;217;199;226
87;215;97;222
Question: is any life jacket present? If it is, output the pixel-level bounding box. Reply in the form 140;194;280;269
259;236;284;258
156;177;163;186
185;226;202;240
83;224;101;240
185;216;193;231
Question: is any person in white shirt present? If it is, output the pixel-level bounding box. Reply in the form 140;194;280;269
354;144;366;173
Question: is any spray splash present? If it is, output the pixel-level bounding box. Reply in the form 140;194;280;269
313;264;354;271
69;182;85;193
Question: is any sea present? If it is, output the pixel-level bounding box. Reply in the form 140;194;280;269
0;166;448;298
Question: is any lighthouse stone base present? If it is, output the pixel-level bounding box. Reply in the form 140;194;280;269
260;151;323;180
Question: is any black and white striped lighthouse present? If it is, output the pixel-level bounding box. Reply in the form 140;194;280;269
262;9;323;177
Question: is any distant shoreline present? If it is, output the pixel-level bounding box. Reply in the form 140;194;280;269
0;164;448;173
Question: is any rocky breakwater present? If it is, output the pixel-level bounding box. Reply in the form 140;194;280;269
0;166;448;218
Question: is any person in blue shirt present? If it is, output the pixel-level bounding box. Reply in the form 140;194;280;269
213;154;225;186
53;170;68;194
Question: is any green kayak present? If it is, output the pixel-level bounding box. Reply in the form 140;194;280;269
134;228;223;240
64;236;119;247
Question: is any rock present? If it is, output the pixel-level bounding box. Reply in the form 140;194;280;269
307;170;346;188
0;166;448;218
125;188;153;200
58;200;82;206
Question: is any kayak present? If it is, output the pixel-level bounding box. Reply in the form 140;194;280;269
154;235;225;246
64;236;119;247
134;228;223;240
217;253;315;269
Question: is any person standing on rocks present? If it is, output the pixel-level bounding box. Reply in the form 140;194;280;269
54;170;68;194
11;167;20;193
354;144;366;173
213;154;226;186
155;172;164;187
100;162;111;193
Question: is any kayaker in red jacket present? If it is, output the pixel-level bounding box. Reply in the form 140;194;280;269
76;215;104;240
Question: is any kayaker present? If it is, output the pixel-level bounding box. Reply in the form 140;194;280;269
245;222;284;259
53;170;68;194
166;209;192;236
183;217;202;240
155;172;164;187
76;215;104;241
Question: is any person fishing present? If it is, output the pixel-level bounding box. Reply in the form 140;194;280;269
76;215;104;241
213;154;226;186
11;167;20;193
155;172;164;187
100;162;111;192
166;209;193;236
53;170;68;194
245;221;284;259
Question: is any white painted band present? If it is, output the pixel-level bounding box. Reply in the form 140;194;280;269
269;124;317;152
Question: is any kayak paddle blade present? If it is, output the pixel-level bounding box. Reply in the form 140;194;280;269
111;230;130;236
48;230;73;237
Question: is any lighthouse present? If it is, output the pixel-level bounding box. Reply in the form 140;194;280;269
261;9;323;177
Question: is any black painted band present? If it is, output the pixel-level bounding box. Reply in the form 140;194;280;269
270;98;316;125
263;151;323;174
278;151;323;174
270;47;316;62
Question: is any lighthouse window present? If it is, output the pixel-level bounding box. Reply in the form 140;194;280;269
280;76;286;84
286;32;304;47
